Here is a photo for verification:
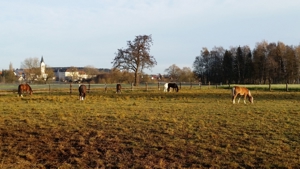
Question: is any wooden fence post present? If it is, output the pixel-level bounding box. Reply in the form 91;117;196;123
158;82;160;90
70;83;72;94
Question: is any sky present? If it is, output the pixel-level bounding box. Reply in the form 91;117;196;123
1;0;299;75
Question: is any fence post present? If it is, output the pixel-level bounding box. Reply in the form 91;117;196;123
158;82;160;90
70;83;72;94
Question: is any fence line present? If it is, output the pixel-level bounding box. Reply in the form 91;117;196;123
2;82;300;95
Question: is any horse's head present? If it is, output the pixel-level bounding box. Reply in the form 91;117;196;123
28;85;33;95
248;96;253;103
175;85;179;92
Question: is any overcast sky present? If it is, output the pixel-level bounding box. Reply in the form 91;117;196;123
1;0;299;74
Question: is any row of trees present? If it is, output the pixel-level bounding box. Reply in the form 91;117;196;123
193;41;300;84
93;66;195;84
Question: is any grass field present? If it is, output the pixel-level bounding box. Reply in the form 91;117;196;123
0;86;300;168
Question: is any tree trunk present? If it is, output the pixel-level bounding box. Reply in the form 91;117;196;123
268;78;271;91
134;71;139;86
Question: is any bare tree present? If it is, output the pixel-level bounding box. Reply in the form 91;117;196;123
112;35;157;86
45;66;55;82
164;64;181;81
179;67;195;82
20;57;40;81
84;65;99;78
67;66;78;82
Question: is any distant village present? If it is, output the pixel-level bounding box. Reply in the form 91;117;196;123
12;57;111;82
1;57;161;84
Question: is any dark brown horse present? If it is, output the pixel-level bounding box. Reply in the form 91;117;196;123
79;85;87;100
116;84;122;94
18;83;33;97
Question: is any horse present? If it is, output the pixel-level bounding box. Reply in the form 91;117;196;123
18;83;33;97
232;86;253;104
79;84;87;100
116;84;122;94
164;83;179;92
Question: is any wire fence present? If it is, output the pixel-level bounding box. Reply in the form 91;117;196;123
2;82;300;95
0;82;212;95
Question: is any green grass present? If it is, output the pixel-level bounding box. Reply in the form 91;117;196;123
0;87;299;168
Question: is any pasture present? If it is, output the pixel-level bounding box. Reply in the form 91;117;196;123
0;84;300;168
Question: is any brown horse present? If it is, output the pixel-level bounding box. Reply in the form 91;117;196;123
18;83;33;97
232;86;253;104
79;84;87;100
116;84;122;94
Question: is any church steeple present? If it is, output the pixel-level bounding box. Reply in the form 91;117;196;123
41;56;44;63
40;56;45;74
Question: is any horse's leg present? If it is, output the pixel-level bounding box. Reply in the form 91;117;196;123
238;96;241;103
243;95;247;104
232;94;237;104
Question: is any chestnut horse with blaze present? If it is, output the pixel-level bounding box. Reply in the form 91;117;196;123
18;83;33;97
232;86;253;104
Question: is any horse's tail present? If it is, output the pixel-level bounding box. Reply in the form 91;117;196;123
18;85;21;96
29;85;33;93
231;87;235;96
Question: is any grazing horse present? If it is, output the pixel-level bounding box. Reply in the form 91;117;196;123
78;84;87;100
232;86;253;104
116;84;122;94
164;83;179;92
18;83;33;97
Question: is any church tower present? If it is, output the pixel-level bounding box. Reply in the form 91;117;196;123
40;56;45;74
40;56;47;80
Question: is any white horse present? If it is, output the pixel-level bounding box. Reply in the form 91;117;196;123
232;86;253;104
